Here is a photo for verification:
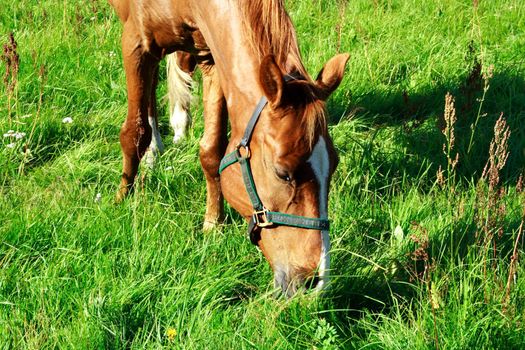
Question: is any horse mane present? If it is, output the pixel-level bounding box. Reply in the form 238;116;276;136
237;0;327;148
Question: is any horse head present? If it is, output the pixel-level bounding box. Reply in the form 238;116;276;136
221;53;349;296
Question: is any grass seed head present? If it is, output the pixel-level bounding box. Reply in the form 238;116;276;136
2;32;19;94
443;93;456;149
482;113;510;191
436;165;445;188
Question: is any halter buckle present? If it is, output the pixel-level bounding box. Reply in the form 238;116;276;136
235;143;251;159
253;208;273;227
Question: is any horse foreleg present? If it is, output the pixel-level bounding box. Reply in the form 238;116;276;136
167;52;195;144
199;63;228;231
116;23;159;201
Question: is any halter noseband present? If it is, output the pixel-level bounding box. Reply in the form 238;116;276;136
218;75;330;245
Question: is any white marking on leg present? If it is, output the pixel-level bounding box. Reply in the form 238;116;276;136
307;136;331;291
166;54;193;144
170;103;190;144
144;115;164;169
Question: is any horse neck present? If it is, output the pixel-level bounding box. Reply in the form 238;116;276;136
191;1;302;140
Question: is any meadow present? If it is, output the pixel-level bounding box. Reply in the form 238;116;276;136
1;0;524;348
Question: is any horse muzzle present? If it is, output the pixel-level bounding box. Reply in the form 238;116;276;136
273;265;322;298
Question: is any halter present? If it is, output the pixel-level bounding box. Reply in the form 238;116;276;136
218;75;330;245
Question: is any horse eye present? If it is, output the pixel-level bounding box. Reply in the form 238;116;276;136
281;174;291;182
275;168;292;182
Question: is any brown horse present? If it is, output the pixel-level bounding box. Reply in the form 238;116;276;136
109;0;349;296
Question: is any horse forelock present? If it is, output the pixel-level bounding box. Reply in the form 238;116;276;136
301;98;327;150
285;82;327;150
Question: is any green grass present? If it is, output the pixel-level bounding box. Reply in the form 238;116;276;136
1;0;525;348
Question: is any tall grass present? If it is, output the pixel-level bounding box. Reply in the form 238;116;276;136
1;0;524;348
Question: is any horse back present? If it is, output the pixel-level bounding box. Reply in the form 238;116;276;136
109;0;205;55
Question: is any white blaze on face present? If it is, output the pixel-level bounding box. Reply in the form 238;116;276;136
307;136;331;291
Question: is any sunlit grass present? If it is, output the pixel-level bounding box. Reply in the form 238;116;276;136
1;0;524;348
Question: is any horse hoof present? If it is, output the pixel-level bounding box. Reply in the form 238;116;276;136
144;148;157;169
115;187;130;203
172;129;186;144
115;192;126;203
202;220;218;232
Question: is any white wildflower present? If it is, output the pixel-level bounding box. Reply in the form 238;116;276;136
3;130;26;139
6;143;16;149
94;193;102;203
62;117;73;124
109;51;116;57
165;166;173;171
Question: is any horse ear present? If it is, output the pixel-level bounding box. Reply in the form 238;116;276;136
259;55;284;108
315;53;350;99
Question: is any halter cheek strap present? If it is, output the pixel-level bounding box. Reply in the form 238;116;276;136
218;75;330;244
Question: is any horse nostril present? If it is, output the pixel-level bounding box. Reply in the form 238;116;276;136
273;267;289;296
274;267;300;298
274;267;322;297
305;275;320;290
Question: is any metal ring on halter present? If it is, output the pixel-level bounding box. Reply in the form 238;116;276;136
253;208;273;227
235;143;251;159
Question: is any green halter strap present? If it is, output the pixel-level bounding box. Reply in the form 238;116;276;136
218;75;330;245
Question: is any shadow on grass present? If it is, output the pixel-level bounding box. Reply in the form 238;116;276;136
327;203;524;330
328;70;525;188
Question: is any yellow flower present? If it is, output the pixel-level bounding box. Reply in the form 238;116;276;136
166;327;177;341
